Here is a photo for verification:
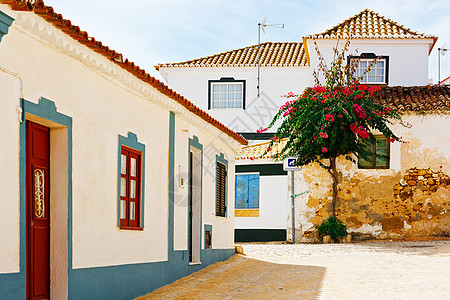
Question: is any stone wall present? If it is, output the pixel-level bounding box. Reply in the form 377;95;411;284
298;114;450;240
301;165;449;240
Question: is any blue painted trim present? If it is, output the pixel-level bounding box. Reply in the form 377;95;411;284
68;248;234;300
0;10;14;43
117;132;146;228
216;153;229;217
168;112;175;256
0;97;73;299
188;135;203;262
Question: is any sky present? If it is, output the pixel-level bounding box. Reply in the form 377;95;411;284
43;0;450;84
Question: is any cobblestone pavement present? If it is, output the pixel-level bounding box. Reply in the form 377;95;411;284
139;240;450;300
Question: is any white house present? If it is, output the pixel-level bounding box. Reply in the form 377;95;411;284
0;1;247;299
157;9;446;242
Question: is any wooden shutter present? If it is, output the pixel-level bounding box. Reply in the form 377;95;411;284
216;162;227;217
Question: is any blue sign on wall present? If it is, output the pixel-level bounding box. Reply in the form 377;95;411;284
283;157;302;171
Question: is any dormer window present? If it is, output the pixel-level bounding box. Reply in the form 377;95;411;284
208;78;246;109
351;53;389;85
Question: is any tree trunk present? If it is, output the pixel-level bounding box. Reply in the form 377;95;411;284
328;156;338;217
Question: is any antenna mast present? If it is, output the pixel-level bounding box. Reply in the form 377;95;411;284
257;18;284;98
438;44;448;84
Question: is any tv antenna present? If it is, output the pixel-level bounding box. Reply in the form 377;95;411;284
438;43;448;84
257;17;284;97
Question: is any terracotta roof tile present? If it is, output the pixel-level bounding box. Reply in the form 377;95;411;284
236;139;287;161
2;0;247;145
309;9;436;41
155;42;307;70
374;85;450;112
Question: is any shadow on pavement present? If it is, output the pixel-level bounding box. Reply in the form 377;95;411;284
138;255;325;299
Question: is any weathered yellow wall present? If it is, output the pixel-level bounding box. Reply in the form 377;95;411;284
298;114;450;240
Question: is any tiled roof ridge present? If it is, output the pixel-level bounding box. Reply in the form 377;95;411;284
1;0;247;145
308;8;437;44
317;9;421;37
156;41;306;69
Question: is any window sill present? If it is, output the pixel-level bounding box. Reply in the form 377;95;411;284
189;261;202;266
119;226;143;231
209;108;244;111
235;209;259;217
360;83;388;86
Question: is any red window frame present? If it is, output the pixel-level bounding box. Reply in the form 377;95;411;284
120;146;142;230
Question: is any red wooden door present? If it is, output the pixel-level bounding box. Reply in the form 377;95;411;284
26;121;50;300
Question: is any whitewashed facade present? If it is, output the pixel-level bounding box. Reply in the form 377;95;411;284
0;2;245;299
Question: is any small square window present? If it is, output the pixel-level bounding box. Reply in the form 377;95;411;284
351;55;389;85
358;136;390;169
205;230;211;249
209;79;246;109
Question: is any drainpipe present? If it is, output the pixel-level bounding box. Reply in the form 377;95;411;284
290;170;295;243
0;65;24;123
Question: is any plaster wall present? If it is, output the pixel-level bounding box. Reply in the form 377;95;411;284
0;70;21;273
173;117;236;251
307;39;432;86
159;66;312;133
234;175;288;230
296;113;450;239
0;6;238;272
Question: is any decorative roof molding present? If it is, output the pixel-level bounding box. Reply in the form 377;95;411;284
156;42;307;70
0;0;247;145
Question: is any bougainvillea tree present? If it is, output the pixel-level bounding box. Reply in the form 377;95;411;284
260;38;405;217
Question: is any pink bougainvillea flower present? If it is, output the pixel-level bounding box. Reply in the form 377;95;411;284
322;147;328;153
319;132;328;138
284;92;297;98
387;137;396;143
325;114;334;122
353;103;367;119
325;107;331;111
358;129;369;138
257;127;268;133
312;86;327;93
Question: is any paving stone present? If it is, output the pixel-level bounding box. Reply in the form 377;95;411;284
139;241;450;299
